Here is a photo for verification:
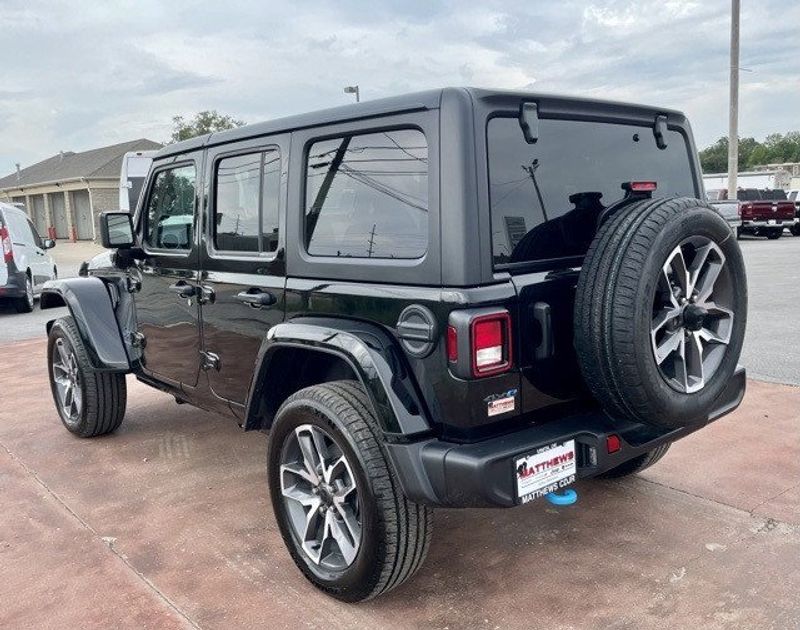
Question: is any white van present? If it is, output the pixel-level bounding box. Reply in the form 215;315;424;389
0;202;57;312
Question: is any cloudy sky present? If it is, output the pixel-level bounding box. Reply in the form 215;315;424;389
1;0;798;176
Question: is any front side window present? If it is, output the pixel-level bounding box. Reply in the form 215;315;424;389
487;117;696;267
305;129;428;259
145;164;196;250
214;149;281;254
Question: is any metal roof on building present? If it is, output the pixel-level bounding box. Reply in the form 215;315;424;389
0;138;162;190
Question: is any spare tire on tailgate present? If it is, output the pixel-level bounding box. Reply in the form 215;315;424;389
574;197;747;429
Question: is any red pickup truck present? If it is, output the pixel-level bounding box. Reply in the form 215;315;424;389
736;188;796;239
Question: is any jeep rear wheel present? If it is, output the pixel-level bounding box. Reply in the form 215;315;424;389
575;197;747;429
47;316;127;437
267;381;432;602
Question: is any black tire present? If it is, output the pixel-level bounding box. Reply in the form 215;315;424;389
47;316;127;437
267;380;432;602
790;224;800;237
575;197;747;430
14;273;34;313
598;443;671;479
766;229;782;240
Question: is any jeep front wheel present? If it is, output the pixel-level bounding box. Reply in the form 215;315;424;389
47;317;127;437
267;381;432;602
575;197;747;430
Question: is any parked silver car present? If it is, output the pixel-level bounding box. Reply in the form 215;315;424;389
709;200;742;235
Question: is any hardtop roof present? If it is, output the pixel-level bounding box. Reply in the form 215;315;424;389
155;87;687;160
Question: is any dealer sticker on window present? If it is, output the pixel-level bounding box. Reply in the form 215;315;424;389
515;440;576;504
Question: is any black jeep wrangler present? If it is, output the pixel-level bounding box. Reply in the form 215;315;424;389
42;88;747;602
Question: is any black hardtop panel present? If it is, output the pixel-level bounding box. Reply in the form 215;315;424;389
154;87;690;162
154;89;445;160
467;87;688;124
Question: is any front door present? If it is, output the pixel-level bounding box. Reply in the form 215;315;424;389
199;137;288;409
134;159;202;388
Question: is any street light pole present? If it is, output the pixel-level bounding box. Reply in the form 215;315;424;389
344;85;360;102
727;0;740;200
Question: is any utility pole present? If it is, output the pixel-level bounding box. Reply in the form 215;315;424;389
367;223;376;257
727;0;740;200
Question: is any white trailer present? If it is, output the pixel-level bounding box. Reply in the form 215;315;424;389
703;170;785;194
119;150;157;212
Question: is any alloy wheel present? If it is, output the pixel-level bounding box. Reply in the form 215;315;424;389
650;236;735;393
279;424;362;570
52;338;83;422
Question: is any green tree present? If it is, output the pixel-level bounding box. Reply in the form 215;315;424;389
698;137;730;173
700;132;800;172
169;110;245;143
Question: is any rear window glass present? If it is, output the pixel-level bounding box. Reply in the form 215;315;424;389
305;129;428;259
738;189;761;201
487;117;696;267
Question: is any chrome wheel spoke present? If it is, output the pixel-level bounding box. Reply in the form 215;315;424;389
684;332;705;392
327;508;359;565
663;246;689;296
653;329;683;364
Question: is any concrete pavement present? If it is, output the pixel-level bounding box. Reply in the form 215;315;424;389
1;338;799;629
0;240;104;344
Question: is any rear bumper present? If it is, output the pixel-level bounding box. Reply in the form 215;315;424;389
0;266;27;298
387;366;746;508
741;219;794;229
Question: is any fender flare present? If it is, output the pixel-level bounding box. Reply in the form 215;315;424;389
41;277;130;372
244;318;432;438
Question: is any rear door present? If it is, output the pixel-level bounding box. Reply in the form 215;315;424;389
133;156;203;388
483;108;698;416
198;136;288;411
3;209;40;285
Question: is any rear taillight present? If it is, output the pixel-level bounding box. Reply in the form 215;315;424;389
471;313;512;377
0;227;12;263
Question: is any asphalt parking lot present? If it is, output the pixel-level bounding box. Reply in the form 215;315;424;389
1;236;799;629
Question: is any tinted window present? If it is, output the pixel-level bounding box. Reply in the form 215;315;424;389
487;117;696;267
145;164;196;250
305;129;428;259
790;191;798;202
738;189;761;201
213;150;281;254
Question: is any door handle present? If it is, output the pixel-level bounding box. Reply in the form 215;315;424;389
236;289;277;308
169;281;196;298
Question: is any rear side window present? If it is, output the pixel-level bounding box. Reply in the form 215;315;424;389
487;117;696;267
214;149;280;254
145;164;196;251
305;129;428;259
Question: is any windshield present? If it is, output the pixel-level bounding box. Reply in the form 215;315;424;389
487;116;696;267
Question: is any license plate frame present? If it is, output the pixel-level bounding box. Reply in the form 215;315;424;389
514;440;577;504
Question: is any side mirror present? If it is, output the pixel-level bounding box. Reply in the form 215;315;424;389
99;211;135;249
43;238;56;249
